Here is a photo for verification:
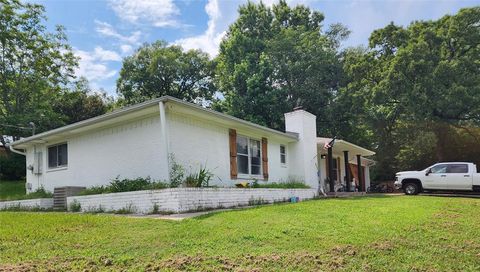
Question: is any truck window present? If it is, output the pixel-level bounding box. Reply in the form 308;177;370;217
430;165;447;173
446;164;468;173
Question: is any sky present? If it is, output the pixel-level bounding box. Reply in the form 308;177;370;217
32;0;480;95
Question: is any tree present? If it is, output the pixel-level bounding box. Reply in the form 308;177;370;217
0;0;77;146
342;7;480;180
215;0;348;134
53;78;113;124
117;41;216;105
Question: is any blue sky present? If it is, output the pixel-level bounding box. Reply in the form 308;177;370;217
32;0;479;95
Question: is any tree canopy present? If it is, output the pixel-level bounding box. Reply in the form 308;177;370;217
215;0;349;134
341;7;480;179
0;0;78;144
116;41;216;105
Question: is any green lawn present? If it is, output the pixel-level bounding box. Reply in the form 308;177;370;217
0;196;479;271
0;180;25;200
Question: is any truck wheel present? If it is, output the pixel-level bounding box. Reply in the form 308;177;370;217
404;183;419;195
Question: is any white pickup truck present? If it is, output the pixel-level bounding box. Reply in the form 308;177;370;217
394;162;480;195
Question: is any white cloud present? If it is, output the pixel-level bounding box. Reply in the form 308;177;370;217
108;0;180;27
120;44;134;54
74;48;117;83
93;46;122;62
95;20;142;45
174;0;225;57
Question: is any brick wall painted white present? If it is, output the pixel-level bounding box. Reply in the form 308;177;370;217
0;198;53;210
25;114;168;192
67;188;318;214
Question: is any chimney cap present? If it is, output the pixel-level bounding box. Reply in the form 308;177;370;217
293;106;303;111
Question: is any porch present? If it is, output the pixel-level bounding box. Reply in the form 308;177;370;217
317;138;375;193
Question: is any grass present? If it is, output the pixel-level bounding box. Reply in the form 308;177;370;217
0;196;479;271
0;180;25;200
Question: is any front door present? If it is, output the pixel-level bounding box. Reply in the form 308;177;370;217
424;164;448;189
446;164;471;190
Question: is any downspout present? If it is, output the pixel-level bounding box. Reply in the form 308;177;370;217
9;145;26;156
159;101;171;180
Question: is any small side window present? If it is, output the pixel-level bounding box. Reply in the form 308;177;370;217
48;143;68;168
280;145;286;164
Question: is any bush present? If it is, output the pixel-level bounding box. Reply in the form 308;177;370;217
69;200;81;212
185;165;213;188
11;187;53;200
79;177;169;195
0;153;26;180
109;176;152;192
169;154;185;188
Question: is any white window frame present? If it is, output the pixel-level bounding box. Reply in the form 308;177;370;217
280;145;287;166
237;135;263;178
47;142;68;170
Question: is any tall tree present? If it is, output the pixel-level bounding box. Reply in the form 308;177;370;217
117;41;216;105
215;0;348;134
0;0;77;145
342;7;480;180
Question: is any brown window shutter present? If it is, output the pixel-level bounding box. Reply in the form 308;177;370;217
229;129;237;179
261;137;268;180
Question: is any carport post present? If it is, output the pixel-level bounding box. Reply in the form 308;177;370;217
328;147;334;192
344;151;350;192
356;154;363;192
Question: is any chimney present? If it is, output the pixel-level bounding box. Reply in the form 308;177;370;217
284;109;318;190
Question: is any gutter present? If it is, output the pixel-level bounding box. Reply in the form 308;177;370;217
9;96;298;148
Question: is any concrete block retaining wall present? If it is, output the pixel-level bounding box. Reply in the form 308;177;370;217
0;198;54;210
67;188;318;214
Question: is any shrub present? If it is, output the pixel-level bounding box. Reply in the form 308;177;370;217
169;154;185;188
79;177;169;195
79;185;107;195
69;200;81;212
17;187;53;200
151;203;159;214
114;203;136;214
185;165;213;187
109;176;152;192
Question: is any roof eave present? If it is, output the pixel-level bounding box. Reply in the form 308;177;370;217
9;96;298;147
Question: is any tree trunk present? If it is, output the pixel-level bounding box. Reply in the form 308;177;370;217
433;123;447;162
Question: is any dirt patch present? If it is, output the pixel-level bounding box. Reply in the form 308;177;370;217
433;212;461;219
0;257;104;272
370;241;396;251
0;263;38;272
150;246;360;272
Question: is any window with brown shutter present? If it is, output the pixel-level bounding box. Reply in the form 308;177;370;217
229;129;237;179
262;138;268;180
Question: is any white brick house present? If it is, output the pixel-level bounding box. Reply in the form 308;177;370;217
8;96;374;194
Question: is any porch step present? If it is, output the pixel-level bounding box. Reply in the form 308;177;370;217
53;186;85;210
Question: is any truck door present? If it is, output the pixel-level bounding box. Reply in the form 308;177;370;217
446;164;471;190
424;164;448;189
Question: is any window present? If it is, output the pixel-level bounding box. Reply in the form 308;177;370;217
430;164;447;174
447;164;468;173
280;145;286;164
48;143;68;168
236;135;262;176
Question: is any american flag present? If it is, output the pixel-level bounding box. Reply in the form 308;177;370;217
323;137;336;150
